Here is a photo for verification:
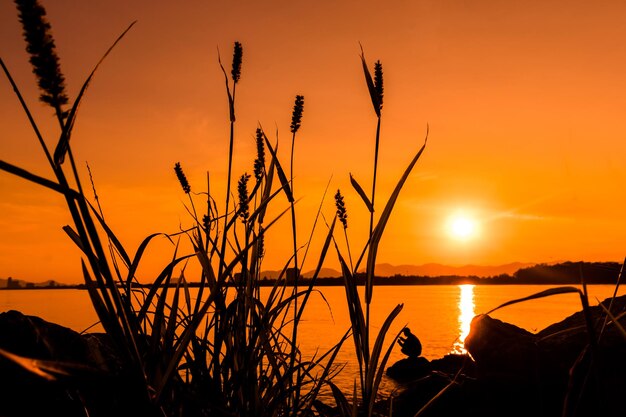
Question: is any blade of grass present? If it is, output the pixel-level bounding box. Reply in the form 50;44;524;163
365;133;427;304
0;58;53;166
598;302;626;340
368;323;404;417
328;381;352;417
485;286;582;315
0;160;77;197
359;44;380;118
337;246;367;391
126;232;170;291
263;133;294;203
296;216;336;323
53;21;136;166
365;303;403;413
350;173;374;213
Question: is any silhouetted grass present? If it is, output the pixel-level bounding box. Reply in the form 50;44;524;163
1;1;348;415
328;47;428;417
0;1;438;416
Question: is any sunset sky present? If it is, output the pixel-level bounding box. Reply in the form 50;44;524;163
2;1;626;283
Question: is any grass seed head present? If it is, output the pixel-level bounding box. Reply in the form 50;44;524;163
335;189;348;229
254;128;265;181
374;60;383;112
174;162;191;194
290;95;304;134
237;173;251;221
15;0;68;117
231;41;243;84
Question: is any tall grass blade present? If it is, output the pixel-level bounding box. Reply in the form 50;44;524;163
80;260;123;347
359;44;380;118
328;381;352;417
350;173;374;213
84;199;131;268
0;347;96;381
352;380;358;417
217;49;235;122
368;324;404;416
485;286;581;315
598;303;626;340
485;286;598;347
365;304;403;412
263;134;294;203
54;21;136;165
136;254;194;322
365;134;427;303
296;216;336;323
125;232;169;290
62;225;87;253
0;160;75;196
0;58;53;165
412;375;458;417
337;248;367;388
164;279;182;352
599;257;625;338
149;248;178;364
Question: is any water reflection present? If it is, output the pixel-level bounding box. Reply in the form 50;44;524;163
452;284;475;354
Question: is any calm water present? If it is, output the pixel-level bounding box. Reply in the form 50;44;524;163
1;285;623;395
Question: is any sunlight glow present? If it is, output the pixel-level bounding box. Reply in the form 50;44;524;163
452;284;475;354
446;212;480;241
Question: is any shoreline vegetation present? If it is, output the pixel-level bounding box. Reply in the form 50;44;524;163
1;0;427;415
2;261;622;289
2;1;626;416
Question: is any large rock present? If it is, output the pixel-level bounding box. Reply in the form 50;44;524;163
386;356;431;382
390;295;626;417
0;310;149;417
463;295;626;417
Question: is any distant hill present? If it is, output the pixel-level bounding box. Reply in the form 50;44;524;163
512;262;620;285
5;261;619;288
305;261;622;286
259;262;536;279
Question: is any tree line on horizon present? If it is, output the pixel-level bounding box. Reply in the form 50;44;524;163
2;261;620;289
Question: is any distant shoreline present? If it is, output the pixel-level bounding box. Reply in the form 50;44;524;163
0;278;619;290
2;261;621;289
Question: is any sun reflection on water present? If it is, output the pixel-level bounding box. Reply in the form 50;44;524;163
452;284;475;354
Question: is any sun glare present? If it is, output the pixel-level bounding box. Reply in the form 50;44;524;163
452;284;475;354
446;212;480;241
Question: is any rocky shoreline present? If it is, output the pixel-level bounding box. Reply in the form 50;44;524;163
1;295;625;416
387;295;626;417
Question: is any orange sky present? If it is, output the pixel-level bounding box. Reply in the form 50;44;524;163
2;1;626;283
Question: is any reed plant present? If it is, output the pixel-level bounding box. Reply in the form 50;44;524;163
328;48;428;417
1;2;440;417
1;1;347;416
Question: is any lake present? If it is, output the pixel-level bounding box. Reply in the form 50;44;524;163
1;284;623;396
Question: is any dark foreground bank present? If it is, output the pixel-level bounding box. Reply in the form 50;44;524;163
387;294;626;417
0;295;625;417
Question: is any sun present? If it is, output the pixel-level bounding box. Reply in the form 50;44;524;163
446;212;480;241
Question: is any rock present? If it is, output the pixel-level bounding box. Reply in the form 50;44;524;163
390;295;626;417
387;354;474;383
462;295;626;417
464;314;538;379
430;353;475;376
386;356;431;382
0;310;150;417
388;354;478;417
